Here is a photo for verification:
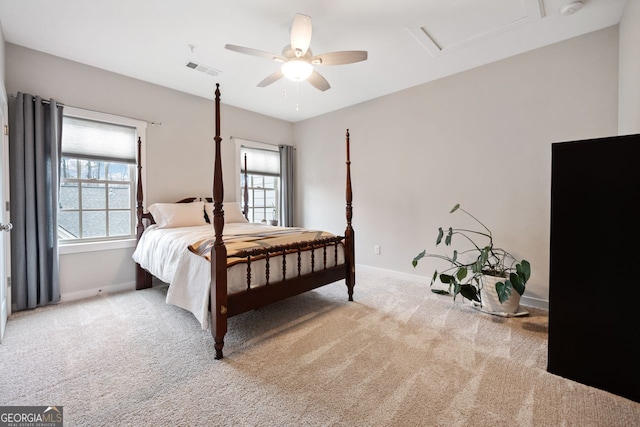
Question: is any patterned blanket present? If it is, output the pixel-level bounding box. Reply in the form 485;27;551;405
188;228;339;267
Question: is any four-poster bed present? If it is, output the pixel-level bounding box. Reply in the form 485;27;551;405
133;84;355;359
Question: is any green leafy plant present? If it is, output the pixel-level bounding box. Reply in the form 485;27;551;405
412;203;531;304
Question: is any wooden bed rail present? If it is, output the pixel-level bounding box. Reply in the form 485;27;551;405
232;236;345;289
232;235;344;259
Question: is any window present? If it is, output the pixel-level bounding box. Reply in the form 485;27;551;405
58;108;146;244
239;145;280;224
242;173;279;223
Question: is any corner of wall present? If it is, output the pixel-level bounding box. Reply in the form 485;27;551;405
618;0;640;134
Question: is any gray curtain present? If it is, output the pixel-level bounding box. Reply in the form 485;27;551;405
279;145;294;227
8;93;63;311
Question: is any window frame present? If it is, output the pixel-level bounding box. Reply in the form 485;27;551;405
234;138;281;224
58;107;147;254
59;159;136;241
242;173;280;224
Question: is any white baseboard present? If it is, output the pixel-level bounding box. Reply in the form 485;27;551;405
59;266;549;310
357;264;430;284
356;264;549;311
519;295;549;310
60;281;136;303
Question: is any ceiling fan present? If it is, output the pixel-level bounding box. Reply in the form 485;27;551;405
225;13;368;92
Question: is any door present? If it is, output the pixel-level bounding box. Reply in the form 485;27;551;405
0;89;11;343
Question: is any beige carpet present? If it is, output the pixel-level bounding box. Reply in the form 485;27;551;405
1;268;638;426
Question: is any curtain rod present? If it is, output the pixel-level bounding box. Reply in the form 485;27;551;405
231;136;294;149
9;93;161;126
231;135;278;147
240;144;279;153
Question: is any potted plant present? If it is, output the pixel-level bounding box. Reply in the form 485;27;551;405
412;203;531;314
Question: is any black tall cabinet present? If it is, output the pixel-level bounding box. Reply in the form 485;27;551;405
549;133;640;403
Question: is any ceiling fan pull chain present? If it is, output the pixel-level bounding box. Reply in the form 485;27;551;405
296;82;300;111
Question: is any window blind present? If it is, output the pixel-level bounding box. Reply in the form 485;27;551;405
62;116;137;164
240;146;280;177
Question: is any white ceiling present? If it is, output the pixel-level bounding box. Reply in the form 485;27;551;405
0;0;628;122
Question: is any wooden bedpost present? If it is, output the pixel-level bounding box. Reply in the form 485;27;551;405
135;136;152;290
344;129;355;301
243;153;249;220
211;84;228;359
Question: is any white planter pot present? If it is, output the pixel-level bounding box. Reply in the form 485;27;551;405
480;274;521;314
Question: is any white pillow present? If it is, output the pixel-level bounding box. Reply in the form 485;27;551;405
148;202;208;228
205;202;249;223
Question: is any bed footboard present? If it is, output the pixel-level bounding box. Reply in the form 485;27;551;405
233;236;345;284
228;236;347;312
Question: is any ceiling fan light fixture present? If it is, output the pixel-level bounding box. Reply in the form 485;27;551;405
225;13;367;92
281;60;313;82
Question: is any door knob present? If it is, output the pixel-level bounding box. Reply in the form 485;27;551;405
0;223;12;232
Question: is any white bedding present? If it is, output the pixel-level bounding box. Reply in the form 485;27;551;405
132;223;345;329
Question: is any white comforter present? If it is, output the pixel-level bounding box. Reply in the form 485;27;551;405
132;223;345;329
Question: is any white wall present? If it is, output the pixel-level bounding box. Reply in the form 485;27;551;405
619;0;640;134
0;23;5;87
5;44;294;300
293;26;620;309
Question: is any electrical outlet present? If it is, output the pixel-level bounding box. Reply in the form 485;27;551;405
374;245;381;255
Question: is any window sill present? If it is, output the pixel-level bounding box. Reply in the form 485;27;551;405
59;238;137;255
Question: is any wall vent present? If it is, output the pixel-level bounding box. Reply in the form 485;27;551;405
185;61;221;77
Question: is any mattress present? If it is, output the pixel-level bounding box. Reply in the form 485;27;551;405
132;223;345;329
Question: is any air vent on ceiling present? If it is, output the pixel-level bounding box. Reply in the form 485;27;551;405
186;61;221;77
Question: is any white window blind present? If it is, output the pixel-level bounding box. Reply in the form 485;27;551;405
62;116;137;164
240;146;280;177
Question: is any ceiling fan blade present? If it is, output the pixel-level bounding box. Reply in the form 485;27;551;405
257;70;284;87
290;13;312;57
224;44;284;62
311;51;368;66
307;71;331;92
